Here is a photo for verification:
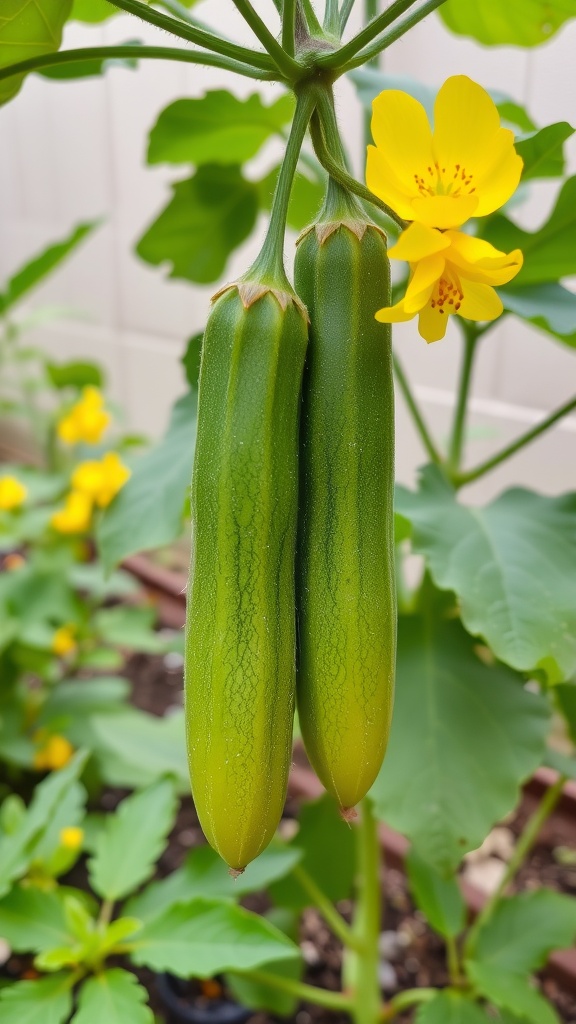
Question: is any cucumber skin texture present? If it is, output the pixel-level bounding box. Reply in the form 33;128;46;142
185;288;307;871
295;224;396;810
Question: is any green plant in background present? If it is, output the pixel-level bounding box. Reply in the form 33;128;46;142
1;2;576;1024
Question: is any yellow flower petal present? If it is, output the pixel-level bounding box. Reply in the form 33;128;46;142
366;146;417;222
374;299;414;324
60;826;84;850
418;301;450;344
72;460;105;497
458;279;503;322
52;625;77;657
388;222;450;262
51;491;92;534
370;90;435;200
0;476;27;510
404;254;446;313
473;130;523;217
410;193;478;229
433;75;502;179
444;232;523;285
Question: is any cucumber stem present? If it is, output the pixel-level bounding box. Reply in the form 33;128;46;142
347;799;382;1024
292;863;362;951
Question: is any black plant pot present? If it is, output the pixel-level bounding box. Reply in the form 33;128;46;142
156;974;253;1024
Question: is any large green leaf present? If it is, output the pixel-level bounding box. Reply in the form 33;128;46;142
97;391;196;571
268;794;356;910
467;962;559;1024
516;122;574;180
72;970;153;1024
440;0;576;46
70;0;117;21
397;467;576;681
485;176;576;286
89;708;188;789
370;614;549;874
0;222;97;315
0;0;72;105
136;166;259;284
406;850;466;939
126;843;301;923
93;605;172;654
0;886;71;952
415;992;496;1023
88;779;178;901
147;91;294;166
499;282;576;349
0;975;73;1024
131;898;298;977
471;890;576;974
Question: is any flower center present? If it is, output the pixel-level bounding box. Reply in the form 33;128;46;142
429;270;463;315
413;162;476;200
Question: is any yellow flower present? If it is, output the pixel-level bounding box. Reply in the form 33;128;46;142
367;76;523;229
57;386;111;445
52;625;77;657
51;491;93;534
72;451;131;508
0;475;27;510
59;826;84;850
375;222;523;343
33;734;74;771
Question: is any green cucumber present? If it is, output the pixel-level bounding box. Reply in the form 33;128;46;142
295;216;396;813
185;283;308;871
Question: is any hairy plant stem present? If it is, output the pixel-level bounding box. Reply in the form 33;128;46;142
393;353;443;466
310;96;406;228
236;970;354;1011
0;46;280;84
106;0;275;71
247;89;316;286
282;0;297;54
324;0;341;34
446;323;479;477
292;864;361;951
340;0;357;31
382;988;437;1020
363;0;379;145
230;0;302;78
317;0;419;67
339;0;449;70
454;394;576;487
465;774;567;956
346;800;382;1024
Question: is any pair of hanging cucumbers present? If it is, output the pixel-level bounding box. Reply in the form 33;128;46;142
185;95;396;871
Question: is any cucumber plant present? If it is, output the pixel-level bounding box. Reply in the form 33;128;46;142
2;3;576;1024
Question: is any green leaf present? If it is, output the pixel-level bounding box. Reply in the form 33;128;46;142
0;975;73;1024
268;794;355;910
0;0;72;106
132;898;298;977
484;176;576;286
0;222;97;314
406;849;466;938
136;166;259;284
93;605;168;653
89;708;188;789
499;282;576;349
147;91;294;167
543;747;576;780
370;614;549;874
0;752;87;896
88;778;178;900
555;682;576;743
72;970;153;1024
516;122;574;180
29;780;86;870
466;962;559;1024
97;391;196;571
397;467;576;681
349;69;435;120
415;991;494;1023
471;890;576;974
40;678;130;723
46;360;103;389
258;166;325;231
440;0;576;47
70;0;117;21
126;843;301;922
0;886;71;952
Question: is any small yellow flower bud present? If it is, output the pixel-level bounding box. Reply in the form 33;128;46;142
34;735;74;771
0;475;27;510
59;826;84;850
51;491;92;534
51;625;77;657
57;387;111;446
